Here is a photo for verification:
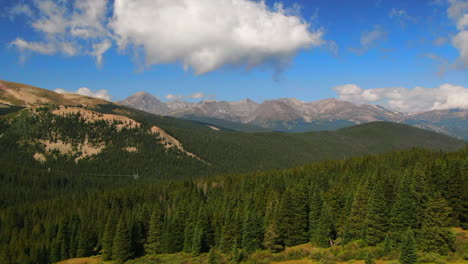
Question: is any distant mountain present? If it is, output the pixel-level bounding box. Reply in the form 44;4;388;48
116;91;170;115
118;92;467;139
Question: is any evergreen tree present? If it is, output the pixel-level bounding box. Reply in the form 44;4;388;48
145;207;163;254
112;214;133;263
419;195;455;255
309;189;322;242
400;229;417;264
191;226;204;256
344;183;369;242
263;221;284;252
277;187;309;246
102;212;117;260
383;233;392;256
76;224;97;257
365;182;387;245
315;201;335;247
241;210;262;253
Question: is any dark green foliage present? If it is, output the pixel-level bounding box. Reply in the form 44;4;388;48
112;214;133;263
208;248;219;264
365;181;388;245
0;148;465;263
102;211;117;260
277;187;309;247
145;207;164;255
365;253;375;264
419;195;455;255
400;229;418;264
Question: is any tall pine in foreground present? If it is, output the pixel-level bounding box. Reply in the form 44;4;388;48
112;214;133;263
102;211;117;260
145;207;164;254
400;228;417;264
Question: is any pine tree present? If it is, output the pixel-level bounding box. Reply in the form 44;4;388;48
390;174;417;240
112;214;133;263
344;184;369;242
241;210;262;253
314;201;335;247
309;189;322;242
76;224;97;257
365;182;387;245
191;226;204;256
419;195;455;255
263;221;284;252
145;207;164;254
102;212;117;260
399;229;417;264
277;187;309;246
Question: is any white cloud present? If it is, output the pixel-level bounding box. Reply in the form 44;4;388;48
110;0;324;75
55;87;112;101
9;0;111;66
448;0;468;68
165;92;215;101
350;25;387;54
10;0;326;74
333;84;468;112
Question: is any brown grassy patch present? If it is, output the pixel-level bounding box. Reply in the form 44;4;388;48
57;256;105;264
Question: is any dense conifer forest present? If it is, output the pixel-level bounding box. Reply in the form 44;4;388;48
0;105;464;208
0;148;466;264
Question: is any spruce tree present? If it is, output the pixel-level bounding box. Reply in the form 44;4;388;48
263;221;284;252
315;201;335;247
145;207;163;254
400;229;417;264
419;195;455;255
344;184;369;242
112;214;133;263
365;182;387;245
277;187;309;246
102;212;117;260
309;189;322;242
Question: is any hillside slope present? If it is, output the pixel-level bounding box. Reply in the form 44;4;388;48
0;80;465;207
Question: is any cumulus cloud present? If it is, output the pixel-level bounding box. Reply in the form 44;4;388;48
110;0;324;75
333;84;468;112
55;87;112;101
9;0;326;75
448;0;468;68
165;92;215;101
350;25;387;54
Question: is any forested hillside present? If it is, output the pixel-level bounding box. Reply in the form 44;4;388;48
0;148;466;264
0;103;465;208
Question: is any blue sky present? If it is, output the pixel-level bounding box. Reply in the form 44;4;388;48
0;0;467;112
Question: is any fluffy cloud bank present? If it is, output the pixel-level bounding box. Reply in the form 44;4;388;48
55;87;112;101
333;84;468;113
9;0;324;74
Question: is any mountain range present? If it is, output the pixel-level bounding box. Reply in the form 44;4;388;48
118;91;468;139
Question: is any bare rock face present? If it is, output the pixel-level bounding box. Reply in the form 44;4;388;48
117;91;467;139
117;92;170;115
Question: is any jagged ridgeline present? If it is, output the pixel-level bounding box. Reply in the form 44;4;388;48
0;148;466;264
